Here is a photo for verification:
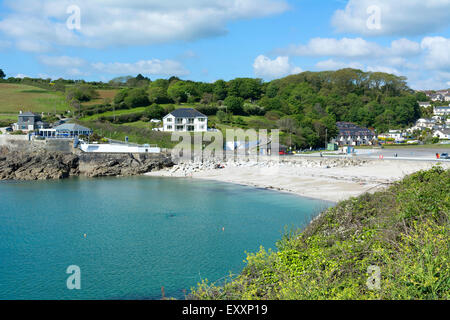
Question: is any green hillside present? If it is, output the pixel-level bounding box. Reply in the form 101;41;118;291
190;167;450;300
0;83;69;115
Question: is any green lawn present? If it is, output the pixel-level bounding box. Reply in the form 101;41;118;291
0;83;70;114
80;106;148;121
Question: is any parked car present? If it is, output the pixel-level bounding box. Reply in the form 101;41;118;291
440;153;449;159
5;127;13;132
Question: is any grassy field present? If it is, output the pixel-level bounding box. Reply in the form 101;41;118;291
0;83;70;114
81;89;119;106
80;106;148;121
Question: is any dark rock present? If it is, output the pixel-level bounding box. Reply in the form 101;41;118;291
0;149;174;181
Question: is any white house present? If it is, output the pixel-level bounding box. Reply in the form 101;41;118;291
163;108;208;132
433;129;450;140
418;101;431;108
431;93;445;102
434;106;450;116
379;130;406;142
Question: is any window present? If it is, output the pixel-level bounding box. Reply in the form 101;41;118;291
176;125;184;131
176;118;183;124
187;118;194;124
167;118;173;122
198;118;205;122
167;125;173;130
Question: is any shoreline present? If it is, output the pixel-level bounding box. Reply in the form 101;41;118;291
145;158;449;202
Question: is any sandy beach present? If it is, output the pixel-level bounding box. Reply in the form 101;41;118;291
146;156;450;202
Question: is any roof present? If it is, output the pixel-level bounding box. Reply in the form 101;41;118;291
19;112;39;117
166;108;207;118
436;129;450;134
337;122;375;137
54;123;91;132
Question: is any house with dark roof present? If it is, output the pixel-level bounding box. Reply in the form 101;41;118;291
162;108;208;132
12;111;49;132
336;122;376;146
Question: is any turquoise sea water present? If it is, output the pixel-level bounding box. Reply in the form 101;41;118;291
0;177;331;300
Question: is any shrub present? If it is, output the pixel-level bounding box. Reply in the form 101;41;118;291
190;167;450;300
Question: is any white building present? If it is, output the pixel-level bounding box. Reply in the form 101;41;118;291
431;93;445;102
418;101;431;108
434;106;450;116
80;143;160;153
163;108;208;132
379;130;406;142
39;123;92;138
433;129;450;140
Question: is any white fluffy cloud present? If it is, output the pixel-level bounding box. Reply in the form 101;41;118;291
0;0;288;51
281;37;422;59
37;55;189;77
421;36;450;71
253;55;301;79
332;0;450;36
284;37;380;58
91;59;189;76
315;59;364;71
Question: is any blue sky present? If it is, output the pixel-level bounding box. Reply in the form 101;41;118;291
0;0;449;89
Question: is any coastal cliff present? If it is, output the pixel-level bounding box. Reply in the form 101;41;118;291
0;147;173;181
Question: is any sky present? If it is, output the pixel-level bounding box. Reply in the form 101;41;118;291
0;0;449;90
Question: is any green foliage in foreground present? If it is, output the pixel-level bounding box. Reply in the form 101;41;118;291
190;167;450;300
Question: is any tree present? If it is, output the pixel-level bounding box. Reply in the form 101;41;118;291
223;96;245;115
277;117;298;148
123;88;150;108
227;78;263;100
213;80;228;101
148;79;171;104
145;104;166;119
66;85;99;102
167;81;188;104
0;69;5;79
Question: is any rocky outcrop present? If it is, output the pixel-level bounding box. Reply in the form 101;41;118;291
78;153;173;178
0;149;79;180
0;147;174;181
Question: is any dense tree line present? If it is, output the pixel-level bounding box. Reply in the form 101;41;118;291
107;69;420;148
